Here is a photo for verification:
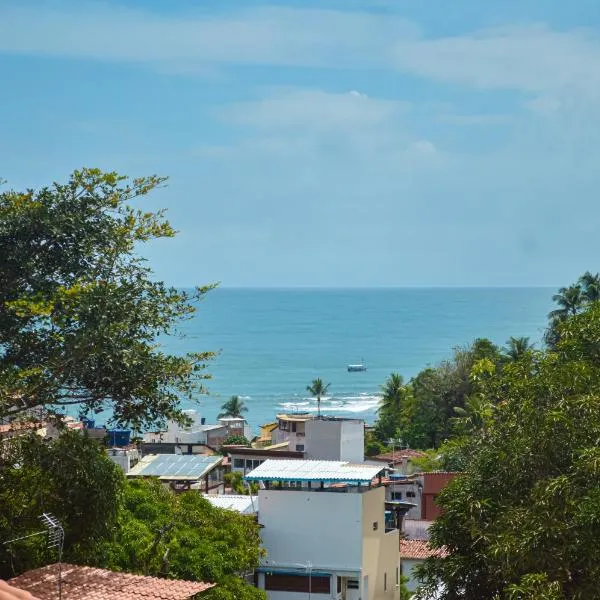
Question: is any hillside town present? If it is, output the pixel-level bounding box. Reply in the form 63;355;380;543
1;408;455;599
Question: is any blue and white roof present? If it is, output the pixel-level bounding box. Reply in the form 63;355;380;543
202;494;258;514
244;459;384;483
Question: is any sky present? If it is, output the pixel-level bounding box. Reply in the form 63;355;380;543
1;0;599;287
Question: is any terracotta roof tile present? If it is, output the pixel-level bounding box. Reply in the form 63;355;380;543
373;450;427;464
9;564;214;600
400;539;448;560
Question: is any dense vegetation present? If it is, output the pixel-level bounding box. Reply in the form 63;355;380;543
0;431;264;600
0;168;214;429
369;272;600;599
371;273;600;460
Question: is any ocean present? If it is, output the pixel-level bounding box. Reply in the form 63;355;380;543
163;287;554;434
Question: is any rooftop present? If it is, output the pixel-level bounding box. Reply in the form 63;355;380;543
245;459;385;483
400;539;448;560
372;449;427;464
9;563;214;599
202;494;258;514
127;453;223;481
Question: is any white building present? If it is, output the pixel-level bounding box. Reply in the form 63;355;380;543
142;410;251;450
246;459;400;600
272;414;365;461
107;447;140;474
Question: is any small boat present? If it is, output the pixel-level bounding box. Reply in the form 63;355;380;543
347;360;367;372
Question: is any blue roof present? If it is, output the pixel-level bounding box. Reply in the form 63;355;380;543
128;454;223;480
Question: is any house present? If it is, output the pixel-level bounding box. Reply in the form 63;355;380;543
142;410;252;451
255;421;278;447
127;453;225;492
228;444;303;475
400;539;447;595
107;446;140;474
418;472;457;520
246;459;400;600
368;449;427;476
9;563;213;599
382;472;458;520
272;413;365;461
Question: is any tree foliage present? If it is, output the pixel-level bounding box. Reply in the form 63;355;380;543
97;478;265;600
416;303;600;600
0;168;214;428
0;430;123;578
306;378;330;418
218;396;248;419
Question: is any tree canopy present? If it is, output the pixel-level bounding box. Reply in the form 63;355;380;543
0;430;123;578
0;168;214;429
416;302;600;600
306;378;330;418
218;396;248;419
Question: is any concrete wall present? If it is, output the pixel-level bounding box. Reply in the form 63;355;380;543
259;489;363;571
361;487;400;600
304;420;364;462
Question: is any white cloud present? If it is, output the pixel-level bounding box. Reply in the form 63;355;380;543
2;3;599;102
392;25;600;96
0;3;415;69
526;95;562;117
218;89;407;131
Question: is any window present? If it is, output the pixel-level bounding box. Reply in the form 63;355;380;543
373;521;378;531
233;458;244;469
265;574;330;594
347;579;359;589
384;573;387;591
291;422;297;432
295;444;304;452
391;491;403;500
406;490;416;498
396;567;399;586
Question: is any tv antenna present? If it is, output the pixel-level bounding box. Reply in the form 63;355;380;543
3;513;65;600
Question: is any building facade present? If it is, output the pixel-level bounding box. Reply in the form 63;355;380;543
246;459;400;600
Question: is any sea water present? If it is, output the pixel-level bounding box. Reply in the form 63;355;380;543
163;287;554;433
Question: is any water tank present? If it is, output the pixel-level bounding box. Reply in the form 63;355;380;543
81;418;95;429
107;429;131;447
201;417;206;425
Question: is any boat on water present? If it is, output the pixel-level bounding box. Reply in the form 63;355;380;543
347;360;367;372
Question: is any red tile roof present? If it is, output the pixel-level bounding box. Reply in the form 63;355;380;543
9;563;214;599
373;449;427;464
400;539;448;560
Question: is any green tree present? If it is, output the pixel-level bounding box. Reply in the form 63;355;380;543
0;168;214;428
306;378;330;418
579;271;600;302
222;434;251;446
218;396;248;419
0;430;123;578
97;478;264;600
416;304;600;600
375;373;410;442
502;336;534;362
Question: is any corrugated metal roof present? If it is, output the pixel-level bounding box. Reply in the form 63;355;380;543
244;459;385;482
202;494;258;514
127;454;223;480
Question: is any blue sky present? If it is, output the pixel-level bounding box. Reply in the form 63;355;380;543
1;0;599;287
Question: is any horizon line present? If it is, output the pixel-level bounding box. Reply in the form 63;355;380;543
172;284;559;290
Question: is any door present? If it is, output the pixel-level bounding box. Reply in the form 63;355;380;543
362;575;369;600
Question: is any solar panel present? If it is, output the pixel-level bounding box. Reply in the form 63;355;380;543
131;454;222;479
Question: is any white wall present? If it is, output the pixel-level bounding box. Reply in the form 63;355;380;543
304;420;364;462
259;489;363;571
339;421;364;463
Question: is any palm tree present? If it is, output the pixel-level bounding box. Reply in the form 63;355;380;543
579;271;600;303
306;378;330;419
218;395;248;419
503;336;534;362
378;373;405;415
549;285;584;321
